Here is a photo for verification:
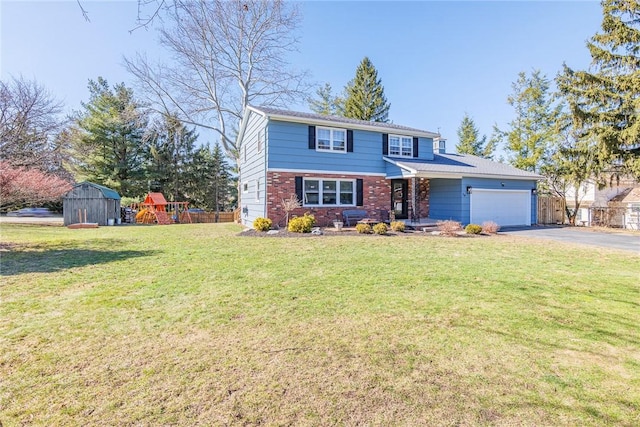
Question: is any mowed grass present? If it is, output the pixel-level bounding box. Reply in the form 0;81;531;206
1;223;638;426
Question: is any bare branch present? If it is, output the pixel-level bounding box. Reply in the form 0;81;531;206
76;0;90;22
125;0;311;166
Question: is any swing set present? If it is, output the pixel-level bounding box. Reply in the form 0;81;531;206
134;192;192;225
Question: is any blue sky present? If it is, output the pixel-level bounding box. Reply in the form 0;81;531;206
1;1;602;154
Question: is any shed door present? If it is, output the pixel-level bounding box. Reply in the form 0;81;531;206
470;189;531;227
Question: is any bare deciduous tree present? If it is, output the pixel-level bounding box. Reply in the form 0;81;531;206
0;76;65;170
281;194;301;226
125;0;310;167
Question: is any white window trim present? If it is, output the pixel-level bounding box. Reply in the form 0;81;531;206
302;177;356;207
388;134;413;158
316;127;347;153
258;129;264;152
255;179;260;202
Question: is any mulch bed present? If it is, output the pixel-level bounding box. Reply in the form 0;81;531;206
238;227;492;238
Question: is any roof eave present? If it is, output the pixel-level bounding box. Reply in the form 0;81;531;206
414;171;543;181
259;109;439;139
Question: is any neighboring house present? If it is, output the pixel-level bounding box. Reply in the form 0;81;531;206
237;106;541;228
607;187;640;229
565;177;640;227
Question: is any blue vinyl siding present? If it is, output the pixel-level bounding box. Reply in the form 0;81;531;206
429;177;537;224
267;120;433;173
461;178;537;225
239;111;268;226
429;179;464;222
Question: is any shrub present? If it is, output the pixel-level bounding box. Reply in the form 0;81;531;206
355;223;372;234
253;217;272;232
481;221;500;234
390;221;405;232
465;224;482;234
288;213;315;233
373;222;388;235
437;220;463;236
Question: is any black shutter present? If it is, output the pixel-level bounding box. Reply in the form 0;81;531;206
295;176;303;202
413;137;419;158
347;130;354;152
356;179;364;206
308;126;316;149
382;134;388;155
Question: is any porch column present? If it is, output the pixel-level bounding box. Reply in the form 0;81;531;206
411;177;418;221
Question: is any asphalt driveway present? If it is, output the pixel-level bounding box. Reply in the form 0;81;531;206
500;226;640;253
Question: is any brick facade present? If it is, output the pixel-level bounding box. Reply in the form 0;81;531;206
266;171;392;227
408;177;430;220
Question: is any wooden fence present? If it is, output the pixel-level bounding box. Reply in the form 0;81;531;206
537;196;565;224
178;211;237;224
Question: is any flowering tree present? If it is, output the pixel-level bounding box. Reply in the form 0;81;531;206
0;162;72;210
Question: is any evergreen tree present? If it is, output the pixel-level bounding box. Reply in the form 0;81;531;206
71;77;148;196
188;144;234;212
343;57;391;122
308;83;343;116
145;113;198;201
500;70;561;173
557;0;640;180
455;113;495;158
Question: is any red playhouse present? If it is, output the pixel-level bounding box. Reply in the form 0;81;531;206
136;192;192;225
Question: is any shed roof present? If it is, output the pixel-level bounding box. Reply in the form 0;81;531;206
67;181;121;200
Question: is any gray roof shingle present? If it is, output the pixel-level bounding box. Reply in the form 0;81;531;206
251;106;439;137
387;153;543;179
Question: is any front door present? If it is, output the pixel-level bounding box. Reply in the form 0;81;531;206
391;179;408;219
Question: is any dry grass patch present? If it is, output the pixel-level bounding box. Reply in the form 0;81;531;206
1;223;638;425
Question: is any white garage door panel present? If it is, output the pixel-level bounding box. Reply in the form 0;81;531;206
470;189;531;226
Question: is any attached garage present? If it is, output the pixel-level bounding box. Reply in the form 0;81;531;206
470;189;531;226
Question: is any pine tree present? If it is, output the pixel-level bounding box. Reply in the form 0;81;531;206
455;113;495;158
71;77;149;197
500;70;561;173
145;113;198;201
557;0;640;180
343;57;391;122
308;83;343;116
188;144;234;212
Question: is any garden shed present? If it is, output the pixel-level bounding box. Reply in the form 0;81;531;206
63;182;121;226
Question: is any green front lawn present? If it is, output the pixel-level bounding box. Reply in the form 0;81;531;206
1;224;638;425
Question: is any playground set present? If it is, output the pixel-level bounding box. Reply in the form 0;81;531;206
134;192;193;225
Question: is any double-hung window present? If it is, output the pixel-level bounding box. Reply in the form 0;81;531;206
316;127;346;152
303;178;354;206
388;135;413;157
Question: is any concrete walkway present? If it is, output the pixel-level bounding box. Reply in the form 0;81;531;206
500;226;640;253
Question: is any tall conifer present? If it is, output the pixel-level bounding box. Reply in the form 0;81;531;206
343;57;391;122
557;0;640;179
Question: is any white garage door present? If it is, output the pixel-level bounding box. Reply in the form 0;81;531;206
470;189;531;226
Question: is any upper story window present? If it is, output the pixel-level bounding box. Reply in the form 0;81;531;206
389;135;413;157
316;127;346;153
303;178;354;206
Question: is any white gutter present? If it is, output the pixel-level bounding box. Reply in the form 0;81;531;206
251;106;440;139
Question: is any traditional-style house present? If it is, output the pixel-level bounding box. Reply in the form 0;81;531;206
237;106;542;228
